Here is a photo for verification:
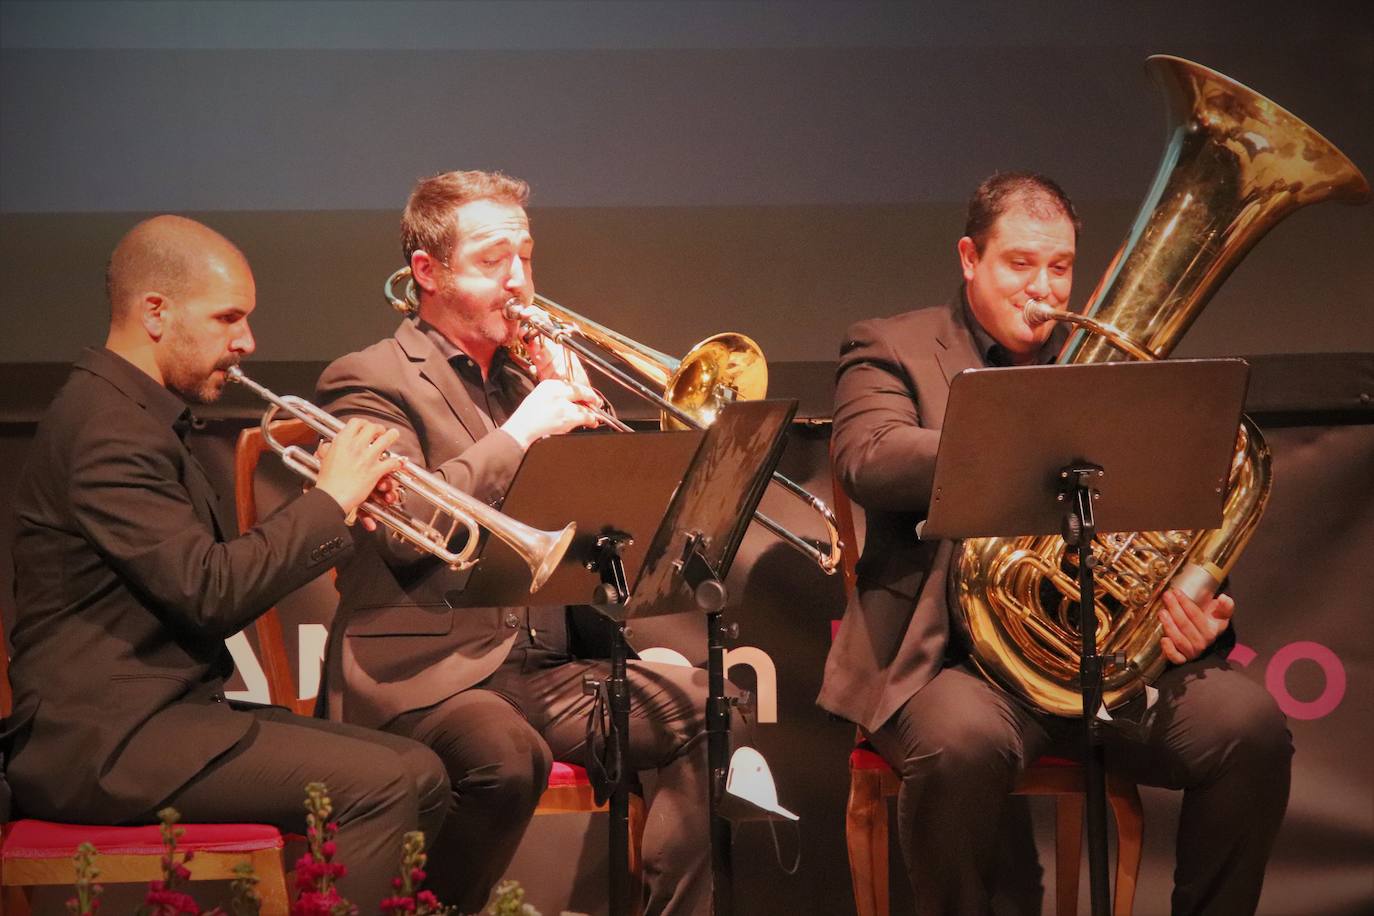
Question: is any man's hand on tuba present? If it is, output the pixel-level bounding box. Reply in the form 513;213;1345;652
1158;588;1236;664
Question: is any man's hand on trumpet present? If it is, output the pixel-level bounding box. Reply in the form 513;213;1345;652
313;418;404;531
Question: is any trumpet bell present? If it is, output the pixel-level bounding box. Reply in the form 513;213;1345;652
528;521;578;593
664;333;769;430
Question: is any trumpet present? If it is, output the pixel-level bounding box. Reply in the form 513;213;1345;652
227;366;576;593
381;267;843;575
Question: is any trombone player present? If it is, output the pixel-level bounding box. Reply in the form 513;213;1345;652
316;170;719;915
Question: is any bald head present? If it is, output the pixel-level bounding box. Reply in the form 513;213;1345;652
102;215;257;403
105;215;251;324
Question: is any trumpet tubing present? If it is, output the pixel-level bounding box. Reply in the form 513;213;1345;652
227;367;575;593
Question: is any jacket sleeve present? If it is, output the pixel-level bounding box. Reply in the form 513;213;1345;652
67;414;352;641
830;319;942;514
316;350;525;572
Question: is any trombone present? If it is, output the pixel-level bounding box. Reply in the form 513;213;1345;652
227;366;576;593
384;268;843;576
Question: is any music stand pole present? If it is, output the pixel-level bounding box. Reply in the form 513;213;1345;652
1061;464;1111;916
675;534;735;915
588;535;635;916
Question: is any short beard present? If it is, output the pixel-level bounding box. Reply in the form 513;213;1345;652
165;349;237;404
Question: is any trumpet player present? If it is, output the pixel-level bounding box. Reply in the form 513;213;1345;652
1;215;451;912
819;173;1292;914
316;170;719;915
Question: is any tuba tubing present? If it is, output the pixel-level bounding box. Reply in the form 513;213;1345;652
953;55;1370;716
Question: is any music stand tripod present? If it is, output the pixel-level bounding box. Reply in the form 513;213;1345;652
624;397;800;916
921;358;1249;916
456;398;798;916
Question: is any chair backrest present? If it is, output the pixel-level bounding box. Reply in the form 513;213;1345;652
235;418;321;716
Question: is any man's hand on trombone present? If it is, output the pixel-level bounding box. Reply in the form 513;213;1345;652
502;379;608;449
522;327;595;388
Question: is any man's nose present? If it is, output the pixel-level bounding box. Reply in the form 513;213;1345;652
506;254;528;289
234;325;256;356
1025;266;1051;298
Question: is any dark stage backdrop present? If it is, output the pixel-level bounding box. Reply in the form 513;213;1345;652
1;1;1372;364
2;2;1373;914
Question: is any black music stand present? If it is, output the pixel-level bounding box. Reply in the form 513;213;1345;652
455;399;797;916
623;399;798;916
921;358;1249;916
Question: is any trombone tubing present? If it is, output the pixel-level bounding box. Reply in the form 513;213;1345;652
505;301;702;429
504;304;842;575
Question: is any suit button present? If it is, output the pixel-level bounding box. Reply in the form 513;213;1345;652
504;612;520;629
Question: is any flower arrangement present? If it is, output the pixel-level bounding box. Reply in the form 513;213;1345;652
486;880;540;916
61;783;540;915
65;842;102;915
291;782;354;915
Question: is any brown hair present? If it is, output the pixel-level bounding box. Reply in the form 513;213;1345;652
963;171;1080;253
400;170;530;263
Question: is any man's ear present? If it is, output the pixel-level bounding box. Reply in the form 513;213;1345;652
956;236;979;282
410;250;440;294
139;292;168;340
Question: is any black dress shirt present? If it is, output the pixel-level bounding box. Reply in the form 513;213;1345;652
414;319;570;655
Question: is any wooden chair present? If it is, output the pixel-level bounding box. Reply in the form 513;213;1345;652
0;614;292;914
829;463;1143;916
235;417;645;911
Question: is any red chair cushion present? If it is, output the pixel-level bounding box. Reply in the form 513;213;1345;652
849;747;890;771
548;761;593;788
2;819;283;859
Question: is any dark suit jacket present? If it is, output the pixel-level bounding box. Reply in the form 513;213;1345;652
817;298;986;733
4;348;351;822
316;319;553;729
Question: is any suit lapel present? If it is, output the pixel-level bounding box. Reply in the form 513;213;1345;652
395;320;491;444
928;300;984;429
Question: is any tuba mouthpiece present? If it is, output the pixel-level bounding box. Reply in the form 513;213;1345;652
1023;300;1059;327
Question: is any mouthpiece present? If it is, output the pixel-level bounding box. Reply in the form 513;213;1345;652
503;298;535;321
1023;300;1059;327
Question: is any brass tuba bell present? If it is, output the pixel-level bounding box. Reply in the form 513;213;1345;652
953;55;1370;716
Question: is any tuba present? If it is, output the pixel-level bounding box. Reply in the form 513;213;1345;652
953;55;1370;716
